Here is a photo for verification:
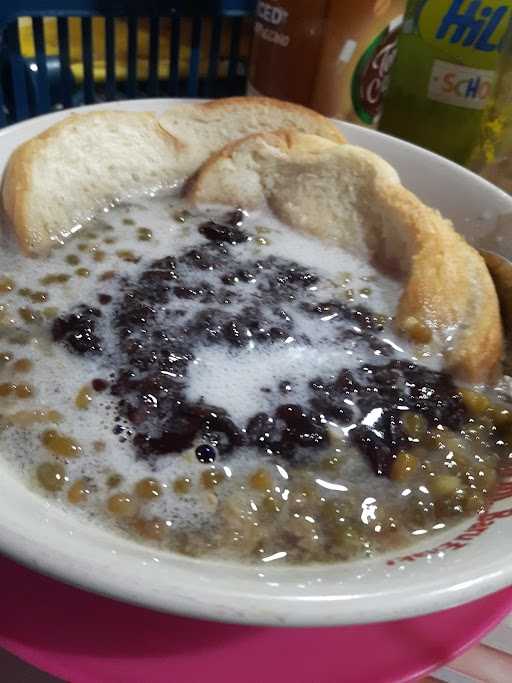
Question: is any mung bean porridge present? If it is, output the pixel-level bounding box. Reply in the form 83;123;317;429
0;193;509;565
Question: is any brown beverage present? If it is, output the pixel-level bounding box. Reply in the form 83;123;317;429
247;0;329;105
248;0;405;127
311;0;405;125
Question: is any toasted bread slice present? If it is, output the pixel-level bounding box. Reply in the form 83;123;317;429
187;130;503;382
3;98;344;255
159;96;346;175
2;111;181;255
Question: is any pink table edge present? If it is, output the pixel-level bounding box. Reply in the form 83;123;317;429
0;557;511;683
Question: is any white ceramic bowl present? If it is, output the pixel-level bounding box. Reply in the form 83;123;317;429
1;99;512;627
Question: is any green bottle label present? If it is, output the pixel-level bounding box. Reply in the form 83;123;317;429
427;59;496;109
351;18;403;125
418;0;511;69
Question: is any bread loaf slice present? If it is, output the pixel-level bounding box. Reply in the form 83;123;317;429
159;96;346;175
2;98;345;255
2;111;181;255
187;130;503;382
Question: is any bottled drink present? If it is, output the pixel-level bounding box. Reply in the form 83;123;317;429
311;0;405;126
379;0;512;165
248;0;329;105
470;18;512;191
248;0;406;126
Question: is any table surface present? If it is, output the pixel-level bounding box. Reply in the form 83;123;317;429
0;648;55;682
3;613;511;683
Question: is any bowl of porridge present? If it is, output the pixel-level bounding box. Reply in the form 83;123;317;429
0;98;512;626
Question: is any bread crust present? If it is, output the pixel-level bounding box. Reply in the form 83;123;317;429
2;135;33;252
188;130;502;382
2;111;180;254
159;96;346;145
376;180;502;382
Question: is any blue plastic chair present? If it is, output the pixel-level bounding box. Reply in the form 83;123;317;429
0;1;256;127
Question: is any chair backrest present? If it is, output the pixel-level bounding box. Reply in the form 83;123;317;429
0;1;255;126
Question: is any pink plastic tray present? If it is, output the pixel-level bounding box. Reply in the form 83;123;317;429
0;556;511;683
